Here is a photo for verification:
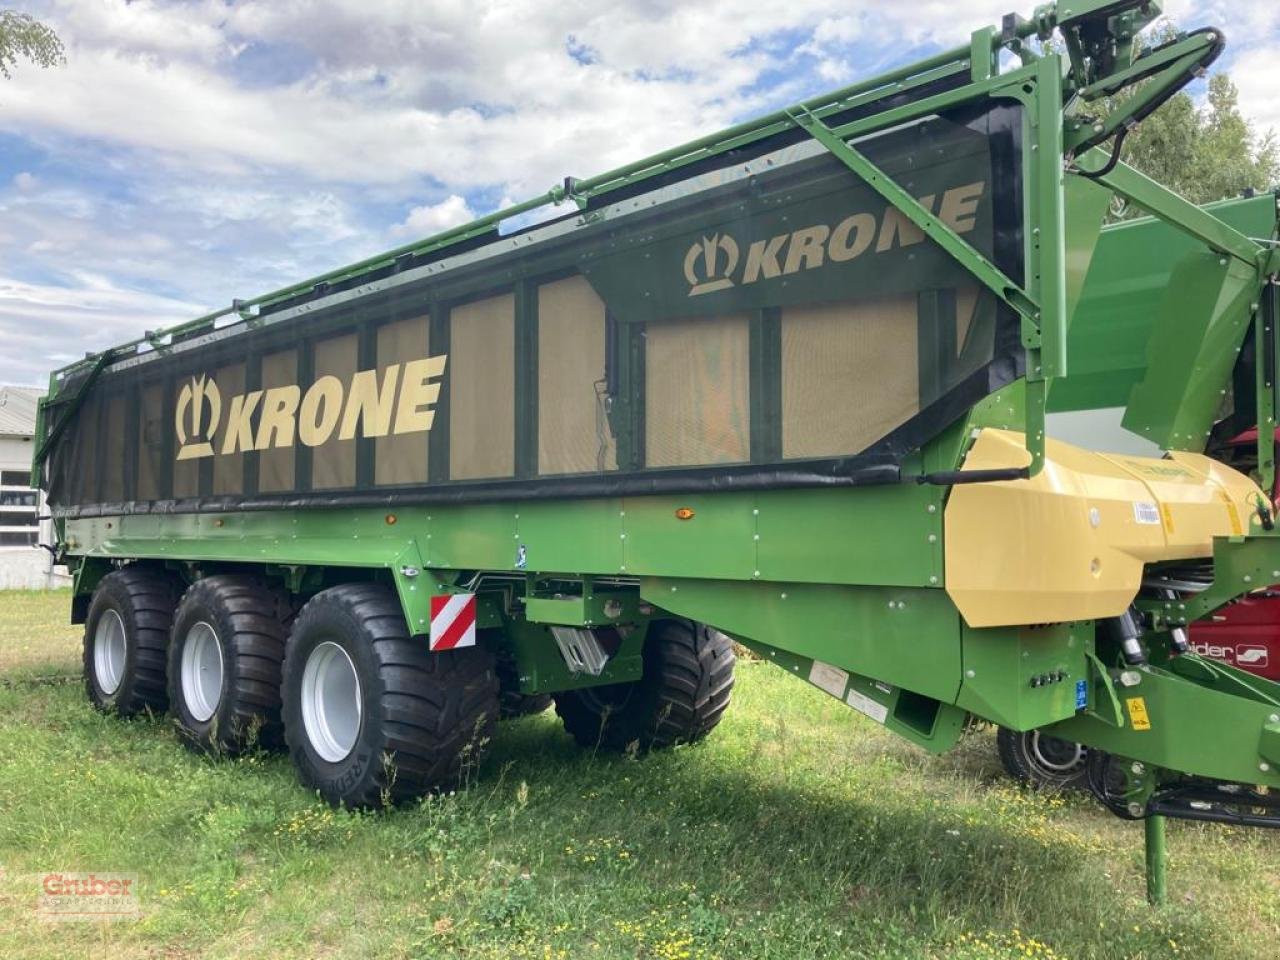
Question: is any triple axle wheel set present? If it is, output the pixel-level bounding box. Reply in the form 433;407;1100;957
81;565;735;807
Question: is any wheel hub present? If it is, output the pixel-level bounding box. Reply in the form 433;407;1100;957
300;641;362;763
1030;731;1087;773
180;621;224;723
93;609;127;695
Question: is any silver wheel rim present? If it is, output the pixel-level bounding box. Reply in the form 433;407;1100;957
300;641;362;763
93;609;127;695
1030;731;1086;773
180;621;224;723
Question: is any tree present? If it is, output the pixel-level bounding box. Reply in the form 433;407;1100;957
0;9;65;80
1102;25;1277;215
1120;74;1278;208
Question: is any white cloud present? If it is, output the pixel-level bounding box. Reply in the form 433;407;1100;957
0;274;205;385
1;1;1027;194
1231;48;1280;139
392;195;476;239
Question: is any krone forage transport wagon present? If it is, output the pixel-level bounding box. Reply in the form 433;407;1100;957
31;0;1280;855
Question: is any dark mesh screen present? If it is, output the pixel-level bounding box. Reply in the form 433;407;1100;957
42;99;1023;515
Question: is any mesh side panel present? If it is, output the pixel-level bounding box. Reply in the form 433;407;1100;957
212;362;246;495
136;383;164;501
956;284;980;353
376;316;430;485
781;296;919;460
537;276;616;475
258;349;297;493
450;294;514;480
645;314;750;467
101;394;128;502
310;333;358;490
69;394;100;505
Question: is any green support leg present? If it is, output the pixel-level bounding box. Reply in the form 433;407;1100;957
1145;815;1167;906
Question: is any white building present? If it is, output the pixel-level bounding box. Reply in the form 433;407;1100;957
0;386;66;589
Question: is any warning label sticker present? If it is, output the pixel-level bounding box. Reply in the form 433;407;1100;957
1132;502;1160;525
1125;696;1152;731
807;660;849;699
846;688;889;724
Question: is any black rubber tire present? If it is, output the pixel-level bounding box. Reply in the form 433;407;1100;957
83;567;179;717
281;583;499;808
495;643;552;718
997;726;1089;790
166;575;290;755
554;619;735;751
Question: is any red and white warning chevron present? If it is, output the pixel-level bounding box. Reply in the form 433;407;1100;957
429;593;477;651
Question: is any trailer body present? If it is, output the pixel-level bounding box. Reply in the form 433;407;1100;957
33;0;1280;825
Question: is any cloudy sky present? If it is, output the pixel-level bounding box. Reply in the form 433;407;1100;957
0;0;1276;387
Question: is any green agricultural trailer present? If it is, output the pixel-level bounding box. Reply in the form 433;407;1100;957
29;0;1280;899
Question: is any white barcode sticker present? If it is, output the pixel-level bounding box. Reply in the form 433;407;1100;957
846;688;889;724
807;660;849;699
1132;501;1160;525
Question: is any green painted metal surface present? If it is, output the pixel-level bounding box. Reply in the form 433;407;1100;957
1123;252;1258;450
956;622;1092;732
735;638;969;755
499;617;645;696
1051;190;1278;430
1048;657;1280;788
637;576;963;705
1145;816;1167;906
65;483;949;591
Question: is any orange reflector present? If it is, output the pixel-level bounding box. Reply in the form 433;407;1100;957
675;507;695;520
385;514;398;525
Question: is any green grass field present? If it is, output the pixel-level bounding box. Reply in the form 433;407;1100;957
0;589;1276;959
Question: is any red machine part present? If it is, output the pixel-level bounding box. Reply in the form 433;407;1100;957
1189;591;1280;682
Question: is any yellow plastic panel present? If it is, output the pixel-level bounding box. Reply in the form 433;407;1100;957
945;429;1262;627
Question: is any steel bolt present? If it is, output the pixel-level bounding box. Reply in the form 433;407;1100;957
1262;762;1272;773
965;669;976;679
